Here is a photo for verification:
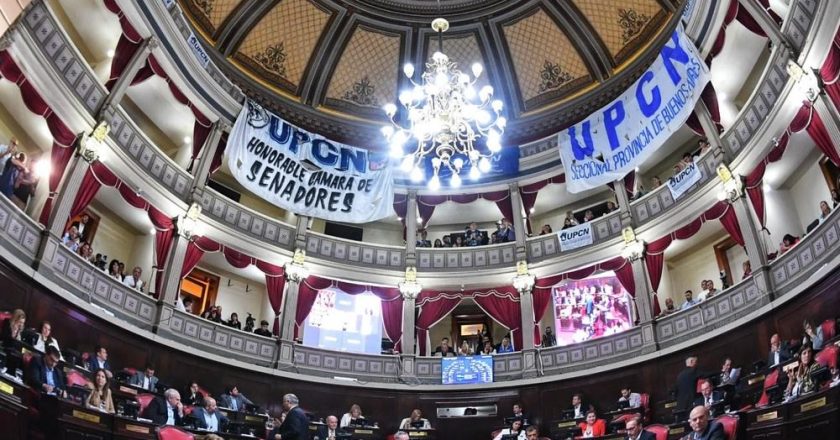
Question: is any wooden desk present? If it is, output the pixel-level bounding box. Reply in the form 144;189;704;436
55;398;115;440
188;427;264;439
404;428;436;440
547;417;583;439
666;421;689;440
113;415;158;439
342;426;383;440
745;385;839;439
0;374;30;440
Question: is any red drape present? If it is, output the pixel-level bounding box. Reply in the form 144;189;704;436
180;236;221;279
519;173;565;233
208;132;227;178
415;291;462;355
706;0;740;65
103;0;144;91
256;260;286;336
473;289;522;351
416;190;512;228
789;101;840;166
820;30;840;110
743;132;789;230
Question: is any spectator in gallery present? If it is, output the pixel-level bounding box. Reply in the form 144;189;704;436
176;296;194;313
659;297;676;317
118;262;127;278
565;210;579;226
697;280;712;302
62;226;81;252
0;137;19;170
651;176;662;189
605;201;618;214
480;340;494;355
107;259;122;281
452;235;464;248
122;266;145;292
457;340;472;356
78;241;94;262
819;200;832;223
542;326;556;347
442;235;452;247
0;151;26;198
540;224;553;235
495;218;515;243
802;319;824;350
433;238;444;248
11;160;39;210
681;290;696;310
578;410;607;438
681;152;694;168
465;222;483;246
416;230;432;248
433;337;456;357
70;213;92;242
254;320;274;337
562;217;575;229
832;189;840;208
226;312;242;330
742;260;752;280
86;368;115;413
583;210;595;223
779;234;799;254
698;139;712;155
495;336;515;354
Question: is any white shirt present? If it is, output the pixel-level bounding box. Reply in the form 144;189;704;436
166;402;176;426
203;411;219;432
340;413;363;428
697;289;710;302
123;275;144;291
619;392;642;408
493;429;526;440
143;376;151;390
34;335;61;356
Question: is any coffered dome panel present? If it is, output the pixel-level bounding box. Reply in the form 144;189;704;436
233;0;332;92
502;8;593;107
324;27;401;117
423;33;491;91
182;0;244;40
570;0;668;64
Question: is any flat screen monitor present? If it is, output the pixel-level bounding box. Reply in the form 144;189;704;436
302;289;383;354
551;272;634;346
441;355;493;385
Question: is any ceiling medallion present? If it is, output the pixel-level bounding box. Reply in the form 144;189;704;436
381;9;505;190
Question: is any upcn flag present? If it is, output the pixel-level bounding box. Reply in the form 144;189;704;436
226;100;394;223
558;25;710;193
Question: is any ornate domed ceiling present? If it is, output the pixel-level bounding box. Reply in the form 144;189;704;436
180;0;680;148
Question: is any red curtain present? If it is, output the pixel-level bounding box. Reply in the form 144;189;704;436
415;291;462;355
789;101;840;166
103;0;145;91
820;31;840;110
208;132;228;178
148;207;175;297
256;260;286;336
472;287;522;350
180;236;221;279
416;190;513;228
519;173;565;233
69;162;118;219
294;276;333;339
707;0;740;65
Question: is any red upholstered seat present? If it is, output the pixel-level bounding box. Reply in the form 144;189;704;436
136;393;156;415
197;385;211;398
490;429;501;439
715;414;738;440
386;436;395;440
123;367;138;376
66;370;90;388
157;426;194;440
821;319;836;341
696;378;704;393
640;393;651;422
644;424;669;440
0;311;11;323
22;351;33;368
756;369;779;407
815;344;838;369
183;405;194;416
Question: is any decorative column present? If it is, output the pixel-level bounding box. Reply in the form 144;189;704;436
405;190;418;266
277;251;309;367
508;182;527;260
621;227;657;352
397;268;421;379
190;121;226;192
512;261;538;378
737;0;790;51
96;37;156;118
613;178;634;227
809;92;840;162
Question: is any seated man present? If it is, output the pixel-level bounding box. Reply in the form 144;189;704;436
767;333;791;366
316;415;340;440
693;381;724;413
465;222;484;246
122;266;145;292
524;426;539;440
624;416;656;440
254;320;273;337
569;393;589;419
718;357;740;386
143;389;184;426
191;397;229;432
512;403;529;422
219;385;253;411
680;406;724;440
129;364;158;391
495;336;515;354
86;345;113;378
659;298;676;317
26;346;67;398
618;386;642;408
433;337;456;357
681;290;696;310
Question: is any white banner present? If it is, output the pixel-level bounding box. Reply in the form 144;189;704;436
226;101;394;223
558;25;710;193
558;222;594;252
667;161;703;200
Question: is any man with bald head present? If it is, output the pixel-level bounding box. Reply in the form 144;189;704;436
273;393;308;440
681;406;724;440
767;333;791;366
316;415;340;440
192;397;229;432
625;416;655;440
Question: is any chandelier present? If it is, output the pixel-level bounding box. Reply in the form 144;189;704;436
382;17;506;190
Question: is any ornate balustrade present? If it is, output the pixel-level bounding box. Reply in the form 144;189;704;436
526;211;624;264
305;231;405;270
769;209;840;294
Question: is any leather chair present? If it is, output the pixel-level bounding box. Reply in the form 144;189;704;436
815;344;838;369
756;368;779;407
644;424;669;440
136;393;156;415
66;369;90;388
715;414;738;440
157;426;194;440
490;429;501;439
640;392;651;422
821;319;836;341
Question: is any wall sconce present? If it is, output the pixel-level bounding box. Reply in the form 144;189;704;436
285;248;309;282
77;121;109;163
716;164;742;202
398;266;422;300
177;202;202;238
621;226;645;261
512;260;535;294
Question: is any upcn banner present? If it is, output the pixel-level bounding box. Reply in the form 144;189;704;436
558;25;710;193
667;161;703;200
558;222;594;252
226;101;394;223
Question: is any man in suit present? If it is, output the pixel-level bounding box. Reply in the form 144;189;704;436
86;345;113;378
433;337;455;357
767;334;791;367
143;388;184;426
191;397;229;433
315;415;339;440
675;355;702;412
219;385;253;411
693;381;723;408
569;393;589;419
273;393;308;440
130;364;159;391
682;406;725;440
619;386;642;408
27;346;67;397
70;214;91;242
625;416;656;440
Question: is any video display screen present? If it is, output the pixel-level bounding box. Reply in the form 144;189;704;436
551;272;634;346
441;355;494;385
302;289;383;354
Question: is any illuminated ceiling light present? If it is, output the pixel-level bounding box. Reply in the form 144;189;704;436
383;11;505;191
183;136;192;145
106;49;115;58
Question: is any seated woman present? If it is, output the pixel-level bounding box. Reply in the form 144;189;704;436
86;369;115;413
458;340;472;356
1;308;25;348
779;234;799;254
493;418;525;440
819;200;832;223
785;343;820;401
578;410;606;438
340;403;364;428
33;321;63;360
399;408;432;430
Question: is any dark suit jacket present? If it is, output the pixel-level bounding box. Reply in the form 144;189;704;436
276;406;309;440
693;391;724;408
143;396;182;426
86;356;112;373
191;407;229;431
626;431;657;440
688;420;726;440
316;425;341;439
767;347;791;367
184;391;204;407
675;367;702;411
129;372;159;391
26;355;66;393
219;393;253;411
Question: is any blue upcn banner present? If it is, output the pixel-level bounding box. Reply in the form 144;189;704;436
558;25;710;193
226;101;395;223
